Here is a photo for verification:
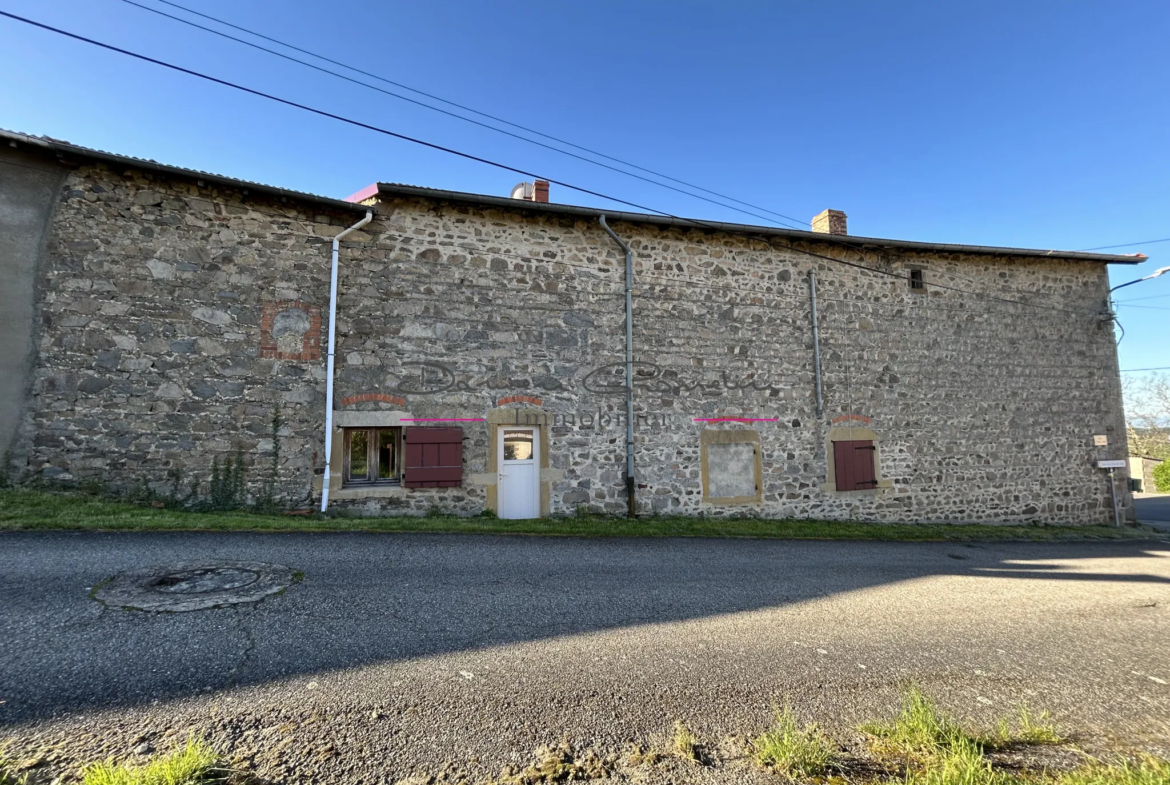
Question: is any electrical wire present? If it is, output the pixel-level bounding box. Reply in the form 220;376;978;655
116;0;804;231
1120;366;1170;372
136;0;812;229
118;0;1111;314
0;11;1121;318
1114;293;1170;303
1079;237;1170;251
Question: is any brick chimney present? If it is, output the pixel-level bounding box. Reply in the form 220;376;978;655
533;180;549;203
811;209;847;235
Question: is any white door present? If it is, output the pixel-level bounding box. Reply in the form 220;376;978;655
498;427;540;519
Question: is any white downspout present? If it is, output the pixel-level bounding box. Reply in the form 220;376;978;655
320;209;374;512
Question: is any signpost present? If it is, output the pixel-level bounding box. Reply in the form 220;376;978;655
1096;460;1126;526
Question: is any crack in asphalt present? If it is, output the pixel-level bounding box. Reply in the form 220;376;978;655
227;605;258;685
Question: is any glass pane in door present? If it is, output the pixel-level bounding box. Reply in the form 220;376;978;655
502;430;534;461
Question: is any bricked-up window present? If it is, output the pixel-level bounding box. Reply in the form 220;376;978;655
833;440;877;491
403;427;464;488
909;269;926;292
343;428;400;485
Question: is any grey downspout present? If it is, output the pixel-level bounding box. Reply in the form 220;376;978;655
600;216;636;518
808;271;824;418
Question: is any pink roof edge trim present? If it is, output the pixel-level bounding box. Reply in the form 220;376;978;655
345;183;379;203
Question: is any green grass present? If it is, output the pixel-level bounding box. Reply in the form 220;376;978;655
858;688;1168;785
0;748;29;785
0;489;1154;541
861;686;980;760
1013;707;1061;746
671;722;701;763
900;738;1014;785
1058;757;1170;785
750;707;836;777
81;740;221;785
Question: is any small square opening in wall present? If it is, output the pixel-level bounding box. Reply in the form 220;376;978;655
909;269;926;292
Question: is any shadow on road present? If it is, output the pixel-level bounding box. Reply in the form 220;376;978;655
2;531;1168;724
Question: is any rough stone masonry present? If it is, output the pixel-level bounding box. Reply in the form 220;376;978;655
0;132;1137;523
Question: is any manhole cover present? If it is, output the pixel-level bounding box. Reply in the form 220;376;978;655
92;560;300;612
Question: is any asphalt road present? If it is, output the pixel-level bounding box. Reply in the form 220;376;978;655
2;532;1169;783
1135;494;1170;529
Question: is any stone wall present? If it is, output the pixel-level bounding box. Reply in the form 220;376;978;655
10;153;364;508
8;150;1133;524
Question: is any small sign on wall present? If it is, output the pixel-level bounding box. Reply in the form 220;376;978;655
1097;459;1127;469
1093;435;1108;447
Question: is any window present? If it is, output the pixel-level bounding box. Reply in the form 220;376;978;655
503;429;534;461
343;427;400;485
833;440;877;491
909;269;925;292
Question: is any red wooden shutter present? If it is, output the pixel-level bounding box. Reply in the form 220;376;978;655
403;427;463;488
834;440;876;491
834;440;856;492
852;440;876;489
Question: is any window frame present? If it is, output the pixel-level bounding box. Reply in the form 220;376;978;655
909;268;926;292
342;426;402;486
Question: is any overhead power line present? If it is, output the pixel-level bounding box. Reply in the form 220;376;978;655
0;10;1097;316
98;2;1112;312
1079;237;1170;251
1114;293;1170;303
1114;303;1170;311
120;0;810;230
1120;366;1170;372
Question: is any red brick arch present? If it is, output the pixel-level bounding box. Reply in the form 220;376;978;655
497;395;543;407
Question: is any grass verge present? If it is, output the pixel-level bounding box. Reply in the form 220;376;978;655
858;686;1164;785
671;722;701;763
80;740;222;785
750;707;836;777
860;685;978;761
0;489;1155;541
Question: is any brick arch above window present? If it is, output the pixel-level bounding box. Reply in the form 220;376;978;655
497;394;543;407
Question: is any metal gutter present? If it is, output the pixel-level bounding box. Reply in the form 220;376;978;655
1;129;368;215
599;216;636;519
320;210;375;513
374;182;1145;265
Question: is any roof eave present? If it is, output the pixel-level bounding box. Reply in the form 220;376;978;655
2;129;369;215
374;182;1144;264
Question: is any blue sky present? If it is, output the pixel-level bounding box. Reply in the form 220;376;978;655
2;0;1166;375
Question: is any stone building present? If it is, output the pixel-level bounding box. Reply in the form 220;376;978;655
0;130;1141;523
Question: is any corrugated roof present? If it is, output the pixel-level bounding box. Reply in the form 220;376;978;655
1;129;368;214
372;182;1147;264
1;128;1146;264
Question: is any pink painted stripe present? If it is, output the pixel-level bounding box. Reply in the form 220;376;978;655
401;418;485;422
693;417;779;422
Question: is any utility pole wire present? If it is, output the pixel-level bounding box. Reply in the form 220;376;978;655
0;10;1108;316
132;0;811;229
